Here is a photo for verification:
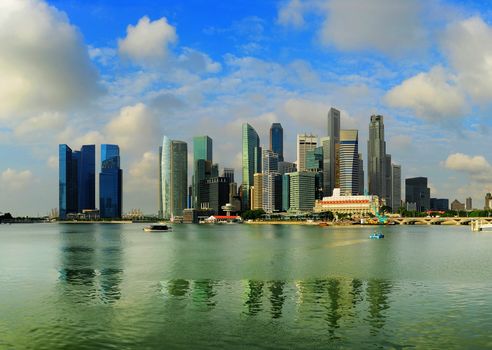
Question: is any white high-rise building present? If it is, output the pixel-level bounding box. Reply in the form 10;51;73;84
339;130;359;196
297;134;317;172
261;150;281;213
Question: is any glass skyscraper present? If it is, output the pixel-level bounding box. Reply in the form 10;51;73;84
339;130;359;196
270;123;283;161
242;123;261;209
323;107;340;197
192;136;213;209
99;144;122;219
368;115;390;204
160;136;188;219
59;144;96;219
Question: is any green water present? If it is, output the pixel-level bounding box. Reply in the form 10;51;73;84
1;223;492;349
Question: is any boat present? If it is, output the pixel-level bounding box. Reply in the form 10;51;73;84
143;224;172;232
369;233;384;239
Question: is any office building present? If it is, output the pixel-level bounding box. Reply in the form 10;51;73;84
384;154;392;206
297;134;317;172
192;136;213;209
485;193;492;210
242;123;261;209
451;199;465;211
358;153;364;195
222;168;235;183
282;174;290;212
160;137;188;219
253;173;264;210
278;161;297;175
262;173;282;213
391;164;401;212
270;123;284;161
205;177;230;214
262;149;279;174
289;171;316;212
405;177;430;212
466;197;472;211
99;144;122;218
306;146;323;171
323;108;340;196
368;115;390;202
339;130;359;196
430;198;449;211
59;144;96;219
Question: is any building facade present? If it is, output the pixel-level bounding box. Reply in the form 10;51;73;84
289;171;315;212
430;198;449;211
270;123;284;161
451;199;465;211
242;123;261;209
358;153;364;195
323;107;340;197
253;173;264;210
391;164;401;212
59;144;96;219
192;136;212;209
99;144;122;219
296;134;317;172
368;115;388;202
405;177;430;212
466;197;472;211
339;130;359;196
314;188;379;215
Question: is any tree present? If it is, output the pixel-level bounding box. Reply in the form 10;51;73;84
380;205;392;214
241;209;265;221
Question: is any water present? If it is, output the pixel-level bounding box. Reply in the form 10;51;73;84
1;223;492;349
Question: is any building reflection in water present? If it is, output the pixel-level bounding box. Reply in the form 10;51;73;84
192;279;217;309
326;278;342;338
366;279;392;335
245;280;264;316
268;280;285;319
58;225;123;304
167;279;190;298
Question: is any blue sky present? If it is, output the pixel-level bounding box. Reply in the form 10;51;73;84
2;0;492;215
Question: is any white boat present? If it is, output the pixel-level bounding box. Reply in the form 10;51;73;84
143;224;172;232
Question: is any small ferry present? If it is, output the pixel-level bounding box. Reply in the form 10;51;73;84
143;224;172;232
369;233;384;239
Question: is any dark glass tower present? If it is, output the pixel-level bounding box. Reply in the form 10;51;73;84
99;144;122;219
59;144;96;219
78;145;96;210
270;123;283;161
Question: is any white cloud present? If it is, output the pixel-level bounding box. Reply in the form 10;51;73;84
385;66;467;120
0;0;101;119
177;48;221;73
1;168;34;190
128;151;158;188
444;153;492;176
118;16;177;64
14;112;66;141
105;103;161;156
442;17;492;103
277;0;306;28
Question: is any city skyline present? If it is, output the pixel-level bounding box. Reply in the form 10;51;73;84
3;0;492;215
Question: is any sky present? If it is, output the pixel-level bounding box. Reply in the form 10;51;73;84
2;0;492;216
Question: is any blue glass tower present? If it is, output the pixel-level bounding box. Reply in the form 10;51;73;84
270;123;283;161
99;144;122;219
59;144;96;219
78;145;96;210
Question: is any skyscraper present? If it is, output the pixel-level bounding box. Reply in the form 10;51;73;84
270;123;284;161
357;153;364;195
297;133;317;172
59;144;96;219
368;115;389;202
262;149;281;213
339;130;359;196
405;177;430;212
466;197;472;211
391;164;401;212
222;168;235;183
99;144;122;219
193;136;212;163
160;137;188;218
289;172;316;212
242;123;261;209
323;108;341;197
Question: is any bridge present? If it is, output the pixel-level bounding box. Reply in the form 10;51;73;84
389;217;492;226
